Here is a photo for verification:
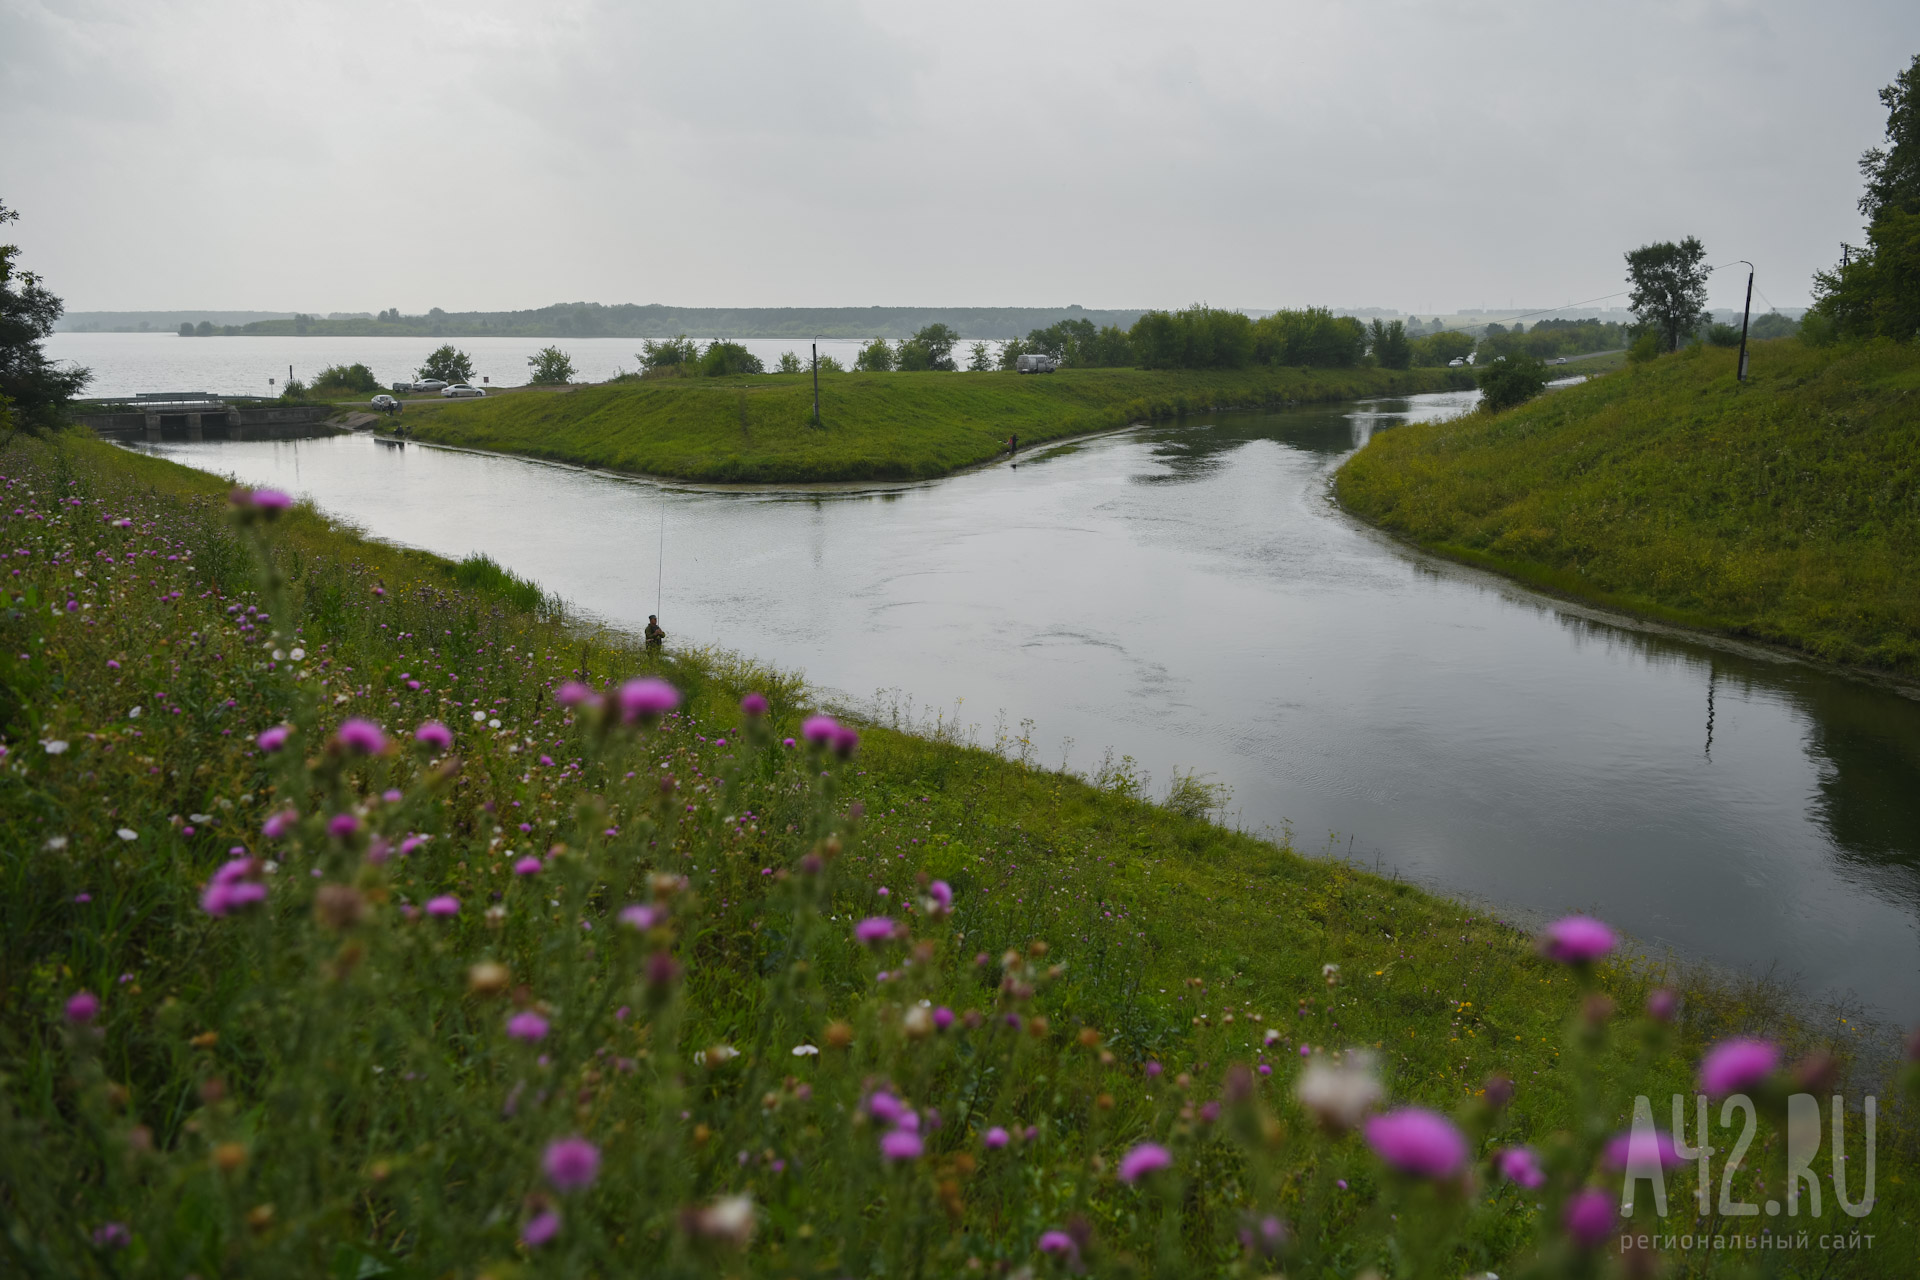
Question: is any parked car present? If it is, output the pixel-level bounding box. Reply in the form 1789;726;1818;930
370;394;400;410
441;383;485;398
1551;357;1569;365
390;382;412;394
1447;356;1466;367
1015;353;1059;374
413;379;448;393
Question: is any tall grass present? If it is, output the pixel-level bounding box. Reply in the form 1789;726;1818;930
449;551;559;618
1337;339;1920;675
0;436;1910;1276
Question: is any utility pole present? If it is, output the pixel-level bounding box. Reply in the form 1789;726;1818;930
811;342;820;427
1734;261;1754;383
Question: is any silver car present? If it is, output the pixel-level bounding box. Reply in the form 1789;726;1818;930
413;378;448;393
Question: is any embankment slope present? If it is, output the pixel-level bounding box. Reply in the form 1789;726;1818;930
403;366;1471;483
1337;340;1920;675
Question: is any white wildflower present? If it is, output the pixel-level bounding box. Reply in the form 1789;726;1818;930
1294;1050;1383;1132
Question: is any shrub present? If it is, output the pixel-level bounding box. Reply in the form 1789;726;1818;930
417;345;474;384
1475;354;1549;412
527;346;576;386
776;352;805;374
698;341;764;377
641;336;700;373
1626;331;1662;364
311;363;382;395
854;337;894;372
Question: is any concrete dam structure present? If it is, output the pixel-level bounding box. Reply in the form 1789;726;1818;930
76;394;340;443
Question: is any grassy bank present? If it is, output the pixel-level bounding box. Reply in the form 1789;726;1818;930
1338;339;1920;675
0;436;1909;1276
398;366;1473;483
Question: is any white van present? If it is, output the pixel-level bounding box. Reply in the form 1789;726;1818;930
1015;353;1059;374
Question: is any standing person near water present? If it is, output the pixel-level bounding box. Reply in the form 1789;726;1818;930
645;615;666;649
1008;433;1018;457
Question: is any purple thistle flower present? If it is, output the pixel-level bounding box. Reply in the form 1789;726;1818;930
926;879;953;914
830;725;859;757
425;895;460;918
933;1006;954;1031
256;724;290;752
543;1136;601;1191
335;718;387;754
1539;915;1616;964
414;720;452;751
1604;1129;1682;1171
1117;1142;1172;1183
855;916;896;946
879;1129;923;1161
741;691;768;717
91;1222;131;1250
1563;1188;1614;1248
619;903;661;929
327;812;361;839
65;990;99;1025
1698;1038;1778;1096
1646;987;1680;1022
555;681;597;707
514;856;543;876
867;1091;906;1124
617;677;680;723
521;1209;561;1248
984;1126;1009;1149
801;714;839;744
507;1011;550;1042
1494;1145;1546;1189
1364;1108;1468;1179
1037;1230;1076;1257
262;809;298;839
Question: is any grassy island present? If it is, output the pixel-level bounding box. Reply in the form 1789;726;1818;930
396;366;1473;484
1338;340;1920;676
0;436;1907;1276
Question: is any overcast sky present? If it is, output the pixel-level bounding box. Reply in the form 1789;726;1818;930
4;0;1916;314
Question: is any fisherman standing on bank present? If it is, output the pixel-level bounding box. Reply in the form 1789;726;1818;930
645;614;666;649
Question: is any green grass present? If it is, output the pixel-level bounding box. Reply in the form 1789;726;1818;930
1338;339;1920;675
0;436;1910;1276
400;366;1473;483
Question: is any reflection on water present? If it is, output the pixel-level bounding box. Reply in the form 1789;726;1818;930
131;391;1920;1019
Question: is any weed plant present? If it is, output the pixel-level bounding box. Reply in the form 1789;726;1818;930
0;437;1912;1277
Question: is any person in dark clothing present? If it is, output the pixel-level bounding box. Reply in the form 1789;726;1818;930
645;615;666;648
1008;433;1018;456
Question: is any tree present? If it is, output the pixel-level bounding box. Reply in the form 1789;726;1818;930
815;354;845;373
1367;318;1412;369
697;341;763;377
996;336;1031;371
895;323;959;372
1476;355;1549;413
1625;237;1710;352
1249;307;1366;368
967;341;993;372
776;351;805;374
1128;305;1254;369
854;337;895;372
640;336;699;375
1859;54;1920;223
0;197;89;433
527;346;576;385
1811;56;1920;343
311;363;381;395
1411;330;1474;366
196;321;214;337
417;344;474;383
178;322;194;337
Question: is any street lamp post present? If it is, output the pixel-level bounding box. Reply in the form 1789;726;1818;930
1734;261;1755;383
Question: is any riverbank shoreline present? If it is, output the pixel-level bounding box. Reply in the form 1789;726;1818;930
396;365;1475;484
1330;484;1920;702
1336;339;1920;682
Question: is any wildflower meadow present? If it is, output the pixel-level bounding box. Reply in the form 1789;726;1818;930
0;436;1913;1277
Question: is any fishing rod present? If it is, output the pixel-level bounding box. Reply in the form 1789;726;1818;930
656;487;665;618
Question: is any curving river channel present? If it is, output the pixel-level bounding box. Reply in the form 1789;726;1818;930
131;391;1920;1023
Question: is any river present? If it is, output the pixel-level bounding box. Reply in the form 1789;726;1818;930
127;392;1920;1024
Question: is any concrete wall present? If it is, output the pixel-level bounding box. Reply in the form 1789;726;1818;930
79;404;340;443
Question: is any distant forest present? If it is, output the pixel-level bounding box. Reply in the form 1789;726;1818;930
68;304;1152;340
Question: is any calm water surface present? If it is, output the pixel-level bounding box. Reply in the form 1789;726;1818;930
133;394;1920;1021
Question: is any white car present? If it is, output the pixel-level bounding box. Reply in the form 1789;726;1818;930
412;378;448;392
1447;356;1466;367
441;384;486;398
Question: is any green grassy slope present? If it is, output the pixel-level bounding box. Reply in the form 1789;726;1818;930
2;437;1907;1275
400;366;1472;483
1338;339;1920;674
